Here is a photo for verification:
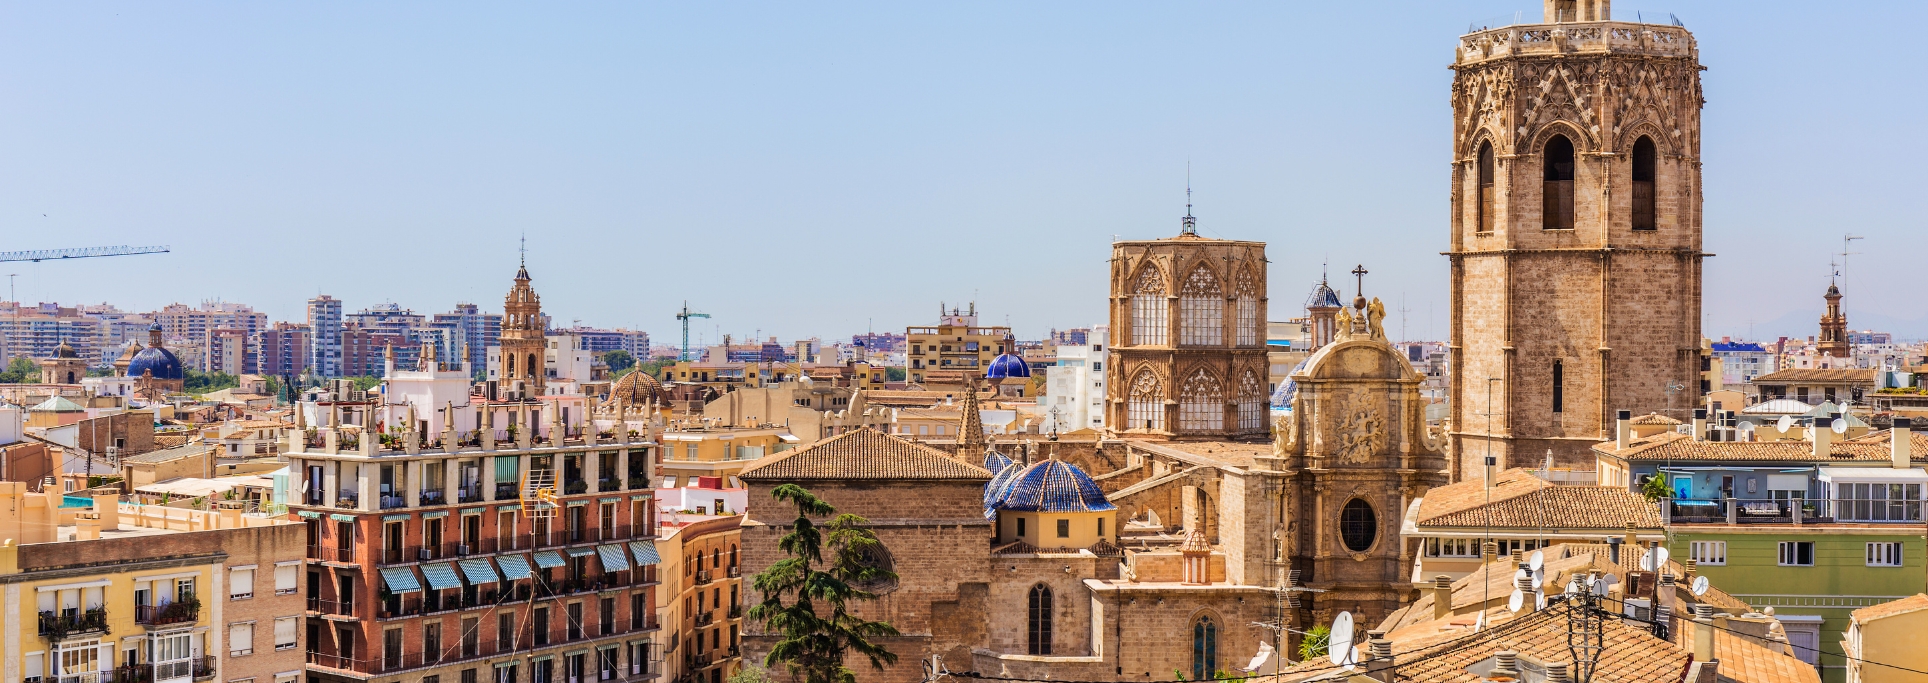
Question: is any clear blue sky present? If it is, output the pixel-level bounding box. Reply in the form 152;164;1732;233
3;2;1923;346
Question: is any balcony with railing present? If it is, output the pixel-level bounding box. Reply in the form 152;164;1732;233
334;493;360;509
694;611;714;627
135;597;201;626
458;485;485;504
1669;495;1926;525
419;490;447;506
379;493;409;510
695;570;712;585
39;608;110;639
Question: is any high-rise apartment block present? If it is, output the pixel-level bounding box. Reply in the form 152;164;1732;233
261;323;313;379
310;296;345;379
430;303;502;376
1446;1;1705;478
905;304;1011;385
154;301;269;373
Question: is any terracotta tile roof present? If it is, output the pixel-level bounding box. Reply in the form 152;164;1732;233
1291;603;1691;683
1415;469;1549;522
737;427;991;481
1419;485;1663;530
1594;430;1924;464
1389;543;1749;633
1752;368;1877;384
1676;623;1823;683
1630;413;1682;425
1851;593;1928;623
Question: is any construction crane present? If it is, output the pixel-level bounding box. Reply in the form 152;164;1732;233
0;245;170;263
675;301;710;362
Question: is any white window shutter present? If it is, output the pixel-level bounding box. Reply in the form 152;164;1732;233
275;565;298;593
230;623;253;655
100;643;115;670
231;568;255;598
25;652;44;680
275;617;299;648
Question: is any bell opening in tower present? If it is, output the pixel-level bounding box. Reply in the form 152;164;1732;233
1632;136;1657;231
1477;141;1496;233
1542;135;1576;230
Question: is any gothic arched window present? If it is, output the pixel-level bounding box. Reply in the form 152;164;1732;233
1632;136;1657;231
1542;135;1576;230
1192;616;1218;680
1552;360;1565;414
506;354;516;377
1131;268;1168;347
526;354;538;379
1027;584;1053;655
1477;141;1496;233
1236;370;1265;432
1340;499;1378;552
1178;369;1224;434
1127;370;1164;432
1234;271;1259;348
1179;266;1223;347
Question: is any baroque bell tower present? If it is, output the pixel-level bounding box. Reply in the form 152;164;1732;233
501;257;547;396
1446;0;1705;480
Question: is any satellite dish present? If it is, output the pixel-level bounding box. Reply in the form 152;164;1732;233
1566;578;1582;595
1692;576;1710;596
1508;589;1524;613
1639;550;1656;572
1591;577;1611;597
1834;418;1849;435
1536;592;1548;610
1655;547;1671;568
1513;568;1528;586
1529;550;1545;572
1328;612;1354;667
1777;415;1794;433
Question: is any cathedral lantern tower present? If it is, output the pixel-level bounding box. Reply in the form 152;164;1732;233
1446;1;1705;480
1106;195;1269;440
500;260;547;396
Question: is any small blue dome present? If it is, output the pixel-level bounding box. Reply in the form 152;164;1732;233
983;450;1013;472
988;459;1115;513
983;462;1021;517
1306;280;1342;309
128;346;184;380
1271;359;1310;409
984;353;1030;380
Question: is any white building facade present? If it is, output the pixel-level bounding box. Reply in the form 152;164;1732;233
1042;325;1107;433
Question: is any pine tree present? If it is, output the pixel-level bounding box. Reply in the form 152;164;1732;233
747;484;899;683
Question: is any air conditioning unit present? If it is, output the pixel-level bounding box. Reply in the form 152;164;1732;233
419;548;433;561
457;544;472;556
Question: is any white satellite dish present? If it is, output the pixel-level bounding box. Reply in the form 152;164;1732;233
1777;415;1794;433
1529;550;1545;572
1639;549;1656;572
1536;591;1548;610
1566;578;1582;595
1513;568;1528;586
1328;612;1354;667
1591;577;1611;597
1691;576;1710;597
1834;418;1849;435
1655;547;1671;568
1508;589;1524;613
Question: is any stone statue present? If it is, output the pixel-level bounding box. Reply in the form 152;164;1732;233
1367;297;1387;340
1272;411;1299;457
1335;307;1355;339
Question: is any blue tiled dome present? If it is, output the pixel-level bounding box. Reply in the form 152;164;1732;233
983;462;1021;517
1271;359;1310;409
988;459;1115;513
983;450;1013;472
985;353;1030;380
1306;280;1342;309
128;346;183;380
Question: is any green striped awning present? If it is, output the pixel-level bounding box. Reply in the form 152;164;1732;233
630;541;661;566
596;545;632;572
421;510;449;519
420;562;462;591
565;547;596;557
496;554;534;581
379;567;422;594
457;557;499;585
532;550;566;569
329;514;357;523
296;510;321;519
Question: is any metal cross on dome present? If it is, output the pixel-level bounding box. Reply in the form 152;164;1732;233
1351;264;1368;301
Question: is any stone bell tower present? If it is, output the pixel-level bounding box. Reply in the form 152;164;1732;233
1445;1;1705;480
501;259;547;397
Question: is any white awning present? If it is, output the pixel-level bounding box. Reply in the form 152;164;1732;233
1817;467;1928;482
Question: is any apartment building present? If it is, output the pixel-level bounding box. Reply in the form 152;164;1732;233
904;304;1011;385
653;514;742;683
309;297;344;379
260;324;312;379
0;485;306;683
288;388;663;683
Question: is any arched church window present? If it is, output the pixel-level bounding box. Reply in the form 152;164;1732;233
1340;499;1378;552
1236;370;1265;432
1027;584;1053;655
1178;369;1224;433
1632;136;1657;231
1131;268;1168;347
1234;271;1259;348
1192;616;1218;680
1477;141;1496;233
1179;266;1223;347
507;354;516;377
1127;371;1164;432
1542;135;1576;230
526;354;538;379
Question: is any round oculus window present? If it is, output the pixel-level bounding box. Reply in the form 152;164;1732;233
1340;499;1377;552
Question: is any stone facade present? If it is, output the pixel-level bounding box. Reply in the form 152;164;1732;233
1106;228;1269;441
1446;11;1706;480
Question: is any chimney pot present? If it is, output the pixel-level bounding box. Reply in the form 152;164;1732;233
1616;409;1633;449
1893;417;1913;469
1546;661;1571;683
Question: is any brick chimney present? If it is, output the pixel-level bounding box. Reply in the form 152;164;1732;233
1692;408;1707;441
1434;575;1454;621
1813;416;1833;458
1893;417;1912;469
1616;410;1633;449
